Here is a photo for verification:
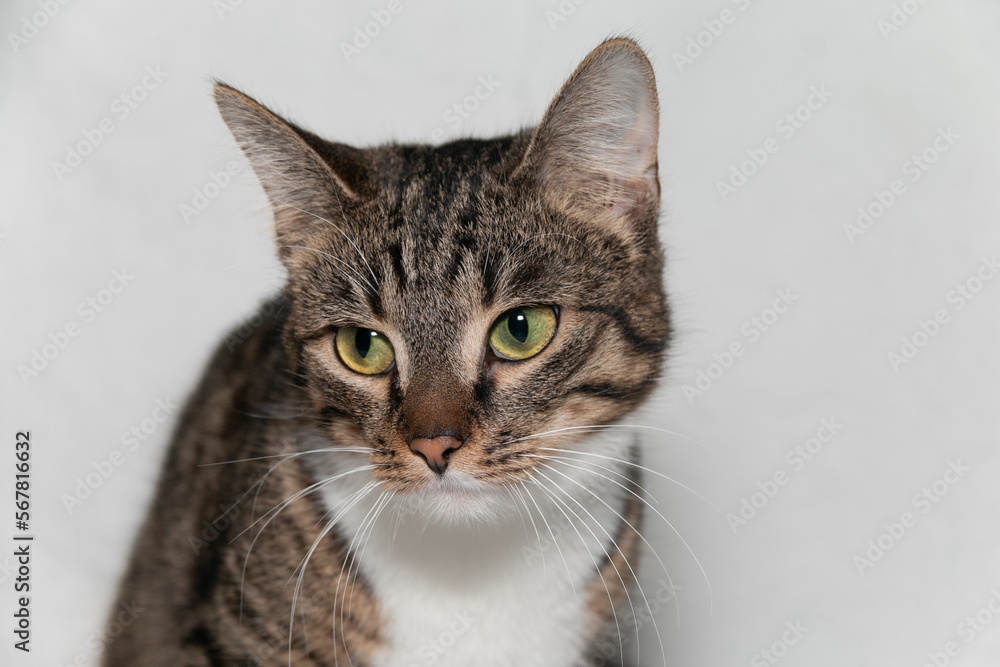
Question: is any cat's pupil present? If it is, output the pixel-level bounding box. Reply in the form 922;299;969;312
507;310;529;343
355;329;374;358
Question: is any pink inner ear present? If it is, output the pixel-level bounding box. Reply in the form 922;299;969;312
551;109;660;220
608;97;660;216
529;42;661;223
571;164;657;220
612;168;660;219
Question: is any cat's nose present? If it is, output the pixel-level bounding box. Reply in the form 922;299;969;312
409;436;463;474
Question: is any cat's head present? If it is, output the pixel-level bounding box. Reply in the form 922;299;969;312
216;38;669;521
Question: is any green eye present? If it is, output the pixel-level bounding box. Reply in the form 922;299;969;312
335;327;395;375
488;307;558;361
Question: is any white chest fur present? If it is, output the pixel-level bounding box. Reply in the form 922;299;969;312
312;433;635;667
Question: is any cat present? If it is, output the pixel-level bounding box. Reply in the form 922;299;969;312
103;37;670;667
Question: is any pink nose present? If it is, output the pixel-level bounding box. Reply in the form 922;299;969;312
409;436;463;474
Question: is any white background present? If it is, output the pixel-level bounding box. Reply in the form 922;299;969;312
2;1;999;665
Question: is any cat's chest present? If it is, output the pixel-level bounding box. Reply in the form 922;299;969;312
365;555;587;667
323;481;624;667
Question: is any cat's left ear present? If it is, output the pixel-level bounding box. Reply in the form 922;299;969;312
520;38;660;230
213;83;370;258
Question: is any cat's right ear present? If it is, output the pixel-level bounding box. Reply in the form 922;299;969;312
517;38;660;234
213;83;368;256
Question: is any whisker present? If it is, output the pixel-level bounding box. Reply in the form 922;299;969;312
336;489;389;664
521;472;581;631
525;470;627;667
234;465;376;543
290;481;381;667
218;452;300;538
510;473;585;639
517;481;550;581
492;232;596;292
345;492;394;633
533;450;721;514
239;466;376;623
502;424;711;453
539;451;714;610
521;452;661;504
288;205;381;290
500;480;532;544
200;447;369;467
535;464;669;664
285;481;381;667
531;468;647;659
279;244;375;297
505;479;547;578
536;459;680;637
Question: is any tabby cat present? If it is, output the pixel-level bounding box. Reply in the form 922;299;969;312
104;37;670;667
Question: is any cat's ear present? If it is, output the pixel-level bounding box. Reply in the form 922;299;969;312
521;38;660;228
213;83;369;254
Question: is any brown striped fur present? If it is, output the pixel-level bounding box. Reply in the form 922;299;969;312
105;38;669;666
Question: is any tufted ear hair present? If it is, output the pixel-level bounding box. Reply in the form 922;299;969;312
520;38;660;229
213;83;371;263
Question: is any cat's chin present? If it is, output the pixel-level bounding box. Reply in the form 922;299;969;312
401;474;517;526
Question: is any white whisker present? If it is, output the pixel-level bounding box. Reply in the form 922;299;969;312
522;452;661;504
538;447;720;512
336;489;389;665
518;481;550;581
345;492;394;629
493;232;596;291
519;473;581;634
536;459;680;640
288;205;381;290
525;470;627;667
239;466;375;624
279;244;375;297
503;423;711;453
531;468;649;659
538;451;714;610
200;447;369;467
287;480;379;667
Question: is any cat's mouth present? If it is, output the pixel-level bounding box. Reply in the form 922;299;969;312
403;471;515;524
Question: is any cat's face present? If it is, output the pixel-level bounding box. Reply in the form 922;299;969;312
217;39;668;520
